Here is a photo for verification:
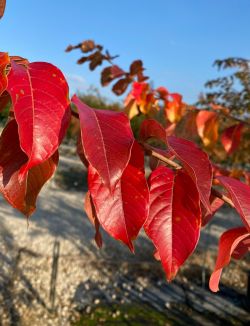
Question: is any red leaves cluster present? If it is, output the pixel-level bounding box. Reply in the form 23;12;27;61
1;51;249;293
0;54;70;216
72;95;211;280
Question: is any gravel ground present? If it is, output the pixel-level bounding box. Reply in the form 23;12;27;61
0;149;249;325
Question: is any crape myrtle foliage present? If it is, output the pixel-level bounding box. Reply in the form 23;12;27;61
0;50;250;294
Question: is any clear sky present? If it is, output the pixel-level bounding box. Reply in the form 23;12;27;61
1;0;250;104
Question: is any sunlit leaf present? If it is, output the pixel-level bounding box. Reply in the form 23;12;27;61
167;136;212;212
7;61;70;179
196;111;218;147
72;95;134;192
88;142;149;251
144;166;201;281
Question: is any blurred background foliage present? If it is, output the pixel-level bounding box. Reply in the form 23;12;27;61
198;57;250;118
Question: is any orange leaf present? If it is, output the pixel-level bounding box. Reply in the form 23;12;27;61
196;111;218;147
165;93;185;123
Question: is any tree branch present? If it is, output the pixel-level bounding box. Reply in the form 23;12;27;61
142;142;182;170
211;188;234;207
69;107;234;209
142;142;235;208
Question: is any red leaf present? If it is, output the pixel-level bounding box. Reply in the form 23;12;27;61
88;141;149;251
0;119;58;216
7;61;70;179
209;227;250;292
9;55;29;67
131;82;148;104
221;123;244;155
139;119;175;143
232;236;250;259
0;52;9;95
167;136;212;213
139;119;166;142
84;191;102;248
144;167;201;281
217;176;250;231
72;95;134;192
202;194;224;226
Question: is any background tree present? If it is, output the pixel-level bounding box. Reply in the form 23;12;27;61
198;57;250;118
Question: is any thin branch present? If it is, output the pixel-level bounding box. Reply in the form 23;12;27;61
211;188;234;207
142;142;235;208
142;142;182;170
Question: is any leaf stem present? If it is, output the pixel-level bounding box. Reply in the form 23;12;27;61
142;142;182;170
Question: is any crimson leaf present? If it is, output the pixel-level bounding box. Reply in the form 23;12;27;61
144;166;201;281
209;227;250;292
7;61;70;179
72;94;134;192
167;136;212;213
0;119;58;216
217;176;250;231
88;141;149;252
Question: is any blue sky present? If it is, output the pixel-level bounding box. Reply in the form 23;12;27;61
1;0;250;104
